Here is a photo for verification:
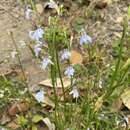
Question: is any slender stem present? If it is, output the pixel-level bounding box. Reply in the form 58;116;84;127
55;44;67;122
94;21;127;112
10;31;27;83
50;64;59;123
29;0;36;11
55;45;66;101
50;24;66;102
103;21;126;100
47;25;59;126
87;45;91;61
109;67;129;92
49;47;58;105
51;28;58;106
48;44;58;127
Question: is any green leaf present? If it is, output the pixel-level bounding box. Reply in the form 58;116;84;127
122;58;130;70
128;5;130;17
121;87;130;110
72;17;85;32
32;125;38;130
17;115;28;126
32;115;43;123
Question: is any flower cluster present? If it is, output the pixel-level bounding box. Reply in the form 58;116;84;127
27;3;94;102
28;28;93;101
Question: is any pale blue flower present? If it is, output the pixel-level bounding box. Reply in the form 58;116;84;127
61;49;71;61
47;0;58;9
25;7;32;20
69;87;79;98
34;90;44;103
34;44;41;57
41;58;53;70
47;0;60;15
64;66;75;78
29;28;44;42
80;32;92;45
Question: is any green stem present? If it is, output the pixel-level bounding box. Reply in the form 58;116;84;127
87;45;91;61
29;0;36;11
109;67;129;91
10;31;27;83
52;25;67;127
55;46;66;101
47;26;58;125
104;21;127;99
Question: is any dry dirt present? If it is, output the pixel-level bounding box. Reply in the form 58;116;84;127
0;0;45;91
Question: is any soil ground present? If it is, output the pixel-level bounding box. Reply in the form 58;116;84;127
0;0;45;91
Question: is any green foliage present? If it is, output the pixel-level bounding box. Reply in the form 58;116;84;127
32;115;43;123
29;11;130;129
17;115;28;127
44;17;70;50
72;17;85;32
128;5;130;18
0;77;27;111
2;1;130;130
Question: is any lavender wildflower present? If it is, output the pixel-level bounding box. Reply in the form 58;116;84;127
41;57;53;70
25;7;32;20
29;28;44;42
47;0;58;9
80;31;92;45
34;90;44;103
61;49;71;61
46;0;60;15
34;44;41;57
69;87;79;99
64;66;75;78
